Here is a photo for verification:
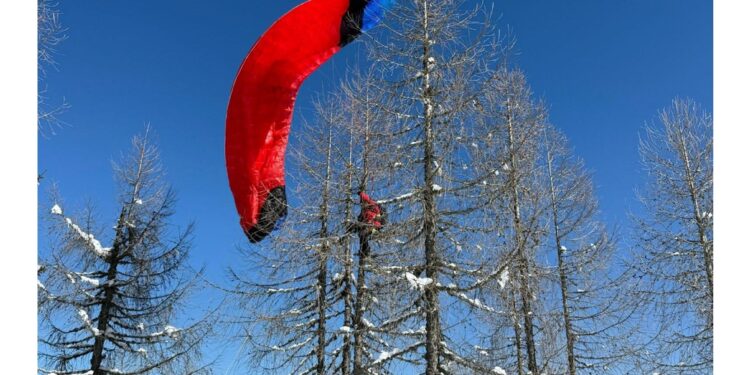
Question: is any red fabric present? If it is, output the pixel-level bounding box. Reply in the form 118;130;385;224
359;191;382;229
226;0;350;232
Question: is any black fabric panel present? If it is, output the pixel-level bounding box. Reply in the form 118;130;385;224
245;186;288;243
340;0;371;46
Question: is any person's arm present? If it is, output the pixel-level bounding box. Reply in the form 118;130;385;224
359;191;375;205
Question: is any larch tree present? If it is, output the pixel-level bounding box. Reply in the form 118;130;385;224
477;68;639;375
226;103;343;374
38;132;213;375
479;67;549;375
333;69;402;375
360;1;522;373
630;98;713;374
38;0;70;136
540;126;638;375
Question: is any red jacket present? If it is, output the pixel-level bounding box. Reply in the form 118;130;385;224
358;192;382;229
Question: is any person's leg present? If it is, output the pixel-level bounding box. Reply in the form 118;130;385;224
345;220;356;234
358;232;371;257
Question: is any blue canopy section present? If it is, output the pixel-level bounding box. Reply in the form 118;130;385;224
362;0;395;32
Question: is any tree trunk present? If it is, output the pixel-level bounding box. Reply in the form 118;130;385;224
676;128;713;300
420;2;442;371
342;250;353;375
353;233;370;375
341;129;358;375
316;129;334;375
506;101;539;374
510;289;526;375
517;258;538;374
352;88;375;374
316;256;328;375
543;131;577;375
90;212;126;374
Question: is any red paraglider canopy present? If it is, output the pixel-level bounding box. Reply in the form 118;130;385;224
226;0;393;242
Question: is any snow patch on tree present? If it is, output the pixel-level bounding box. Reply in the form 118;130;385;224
78;309;100;336
62;216;111;258
51;203;63;215
374;348;402;364
150;325;181;340
79;274;100;287
498;269;510;289
405;272;433;290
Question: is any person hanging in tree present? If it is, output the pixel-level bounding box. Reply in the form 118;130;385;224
346;190;386;237
357;190;384;233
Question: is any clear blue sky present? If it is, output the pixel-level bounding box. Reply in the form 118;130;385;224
38;0;712;371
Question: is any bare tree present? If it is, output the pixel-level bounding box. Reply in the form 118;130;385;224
38;0;66;73
357;1;523;373
38;0;70;136
336;69;398;375
478;67;639;375
540;126;639;375
629;98;713;374
38;131;213;375
473;67;549;375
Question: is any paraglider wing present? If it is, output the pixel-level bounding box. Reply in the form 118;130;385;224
226;0;393;243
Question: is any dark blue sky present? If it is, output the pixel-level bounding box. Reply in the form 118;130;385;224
38;0;712;370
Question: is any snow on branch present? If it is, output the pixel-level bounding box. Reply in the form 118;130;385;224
271;336;313;352
369;341;424;367
498;269;510;290
404;272;433;290
439;257;515;293
442;344;503;374
52;203;111;259
149;325;181;340
379;308;422;330
374;348;401;364
377;190;419;205
77;309;101;337
77;273;101;287
445;290;497;313
51;204;63;215
376;184;444;205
